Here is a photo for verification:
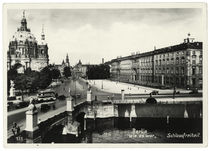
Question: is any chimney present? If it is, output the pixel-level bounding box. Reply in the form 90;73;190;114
102;58;104;64
121;89;125;101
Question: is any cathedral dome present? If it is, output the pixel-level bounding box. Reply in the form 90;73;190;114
11;30;37;44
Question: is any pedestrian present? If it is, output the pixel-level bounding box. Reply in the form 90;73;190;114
12;122;20;136
11;123;17;136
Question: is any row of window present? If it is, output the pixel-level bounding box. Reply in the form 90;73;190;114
154;50;202;59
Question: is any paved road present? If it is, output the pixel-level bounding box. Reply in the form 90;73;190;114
7;78;113;138
7;78;88;138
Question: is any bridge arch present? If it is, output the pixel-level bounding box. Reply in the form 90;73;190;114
75;112;86;132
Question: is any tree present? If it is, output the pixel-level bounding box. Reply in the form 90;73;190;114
14;73;31;100
38;66;52;89
51;69;61;79
63;66;71;78
86;64;110;79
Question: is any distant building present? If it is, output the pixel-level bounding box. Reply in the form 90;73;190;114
109;35;202;89
73;60;96;78
7;11;49;71
54;54;70;76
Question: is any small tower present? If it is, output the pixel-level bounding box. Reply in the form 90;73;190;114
184;33;195;43
20;10;29;31
62;59;65;65
66;54;70;67
40;24;46;45
78;60;82;65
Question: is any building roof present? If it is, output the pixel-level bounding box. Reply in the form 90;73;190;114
108;41;202;64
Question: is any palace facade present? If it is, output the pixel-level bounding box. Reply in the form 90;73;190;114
109;36;203;89
7;11;49;71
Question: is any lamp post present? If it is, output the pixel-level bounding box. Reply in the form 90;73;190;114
101;80;103;89
73;72;77;105
173;86;176;99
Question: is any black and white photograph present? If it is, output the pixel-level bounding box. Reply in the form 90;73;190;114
3;3;207;147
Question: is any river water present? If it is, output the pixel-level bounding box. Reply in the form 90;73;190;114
42;117;202;143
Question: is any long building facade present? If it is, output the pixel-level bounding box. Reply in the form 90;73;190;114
109;36;203;89
7;11;49;71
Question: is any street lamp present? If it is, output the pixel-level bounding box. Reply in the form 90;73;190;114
101;80;103;89
72;72;77;105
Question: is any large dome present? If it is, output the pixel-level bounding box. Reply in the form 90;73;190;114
11;30;37;44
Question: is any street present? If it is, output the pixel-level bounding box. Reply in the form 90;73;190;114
7;78;112;138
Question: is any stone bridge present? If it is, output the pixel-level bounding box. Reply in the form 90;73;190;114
8;89;202;143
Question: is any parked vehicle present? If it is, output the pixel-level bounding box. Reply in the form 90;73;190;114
189;89;198;94
151;90;159;95
37;89;56;102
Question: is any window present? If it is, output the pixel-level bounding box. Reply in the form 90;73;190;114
166;68;169;74
192;55;196;58
163;67;165;73
171;67;174;74
22;48;24;55
192;67;196;75
181;67;184;75
166;58;169;64
181;57;185;64
193;51;196;55
199;67;202;74
171;58;174;64
176;58;179;64
176;51;179;55
199;59;202;64
170;77;174;84
176;67;179;74
181;51;184;55
192;60;196;64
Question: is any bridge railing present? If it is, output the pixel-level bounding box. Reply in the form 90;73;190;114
38;111;68;133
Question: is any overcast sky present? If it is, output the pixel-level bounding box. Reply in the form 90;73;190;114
7;8;204;65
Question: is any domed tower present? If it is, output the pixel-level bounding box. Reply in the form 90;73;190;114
7;11;49;71
38;25;48;58
18;10;30;32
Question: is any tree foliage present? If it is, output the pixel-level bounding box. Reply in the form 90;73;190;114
86;64;110;79
38;66;52;89
63;66;71;78
51;68;61;79
7;65;60;95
